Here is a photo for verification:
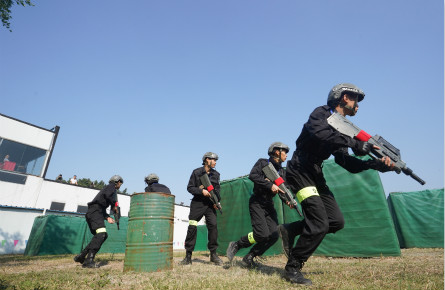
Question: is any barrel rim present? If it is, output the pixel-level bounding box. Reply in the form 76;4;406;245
132;192;176;198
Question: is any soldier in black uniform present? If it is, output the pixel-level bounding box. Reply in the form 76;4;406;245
180;152;223;266
226;142;292;268
279;83;394;285
144;173;171;194
74;175;123;268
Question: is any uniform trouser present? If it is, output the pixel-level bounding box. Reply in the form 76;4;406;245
288;193;344;262
184;200;218;253
285;157;344;263
82;204;108;255
237;195;279;257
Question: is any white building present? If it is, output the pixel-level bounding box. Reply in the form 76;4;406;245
0;113;197;254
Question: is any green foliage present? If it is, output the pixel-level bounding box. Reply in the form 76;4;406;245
77;177;128;194
0;0;34;31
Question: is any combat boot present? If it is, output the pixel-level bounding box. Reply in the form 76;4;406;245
210;251;223;266
241;252;258;269
284;259;312;285
82;252;99;268
74;249;88;264
226;241;240;263
278;223;296;259
180;251;192;265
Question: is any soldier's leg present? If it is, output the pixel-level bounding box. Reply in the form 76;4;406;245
181;200;206;265
204;207;222;265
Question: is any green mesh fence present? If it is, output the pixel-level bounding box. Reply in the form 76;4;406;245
207;158;401;257
388;189;444;248
24;215;129;256
24;215;88;256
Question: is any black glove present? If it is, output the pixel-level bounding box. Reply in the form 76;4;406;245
366;159;393;173
353;141;372;156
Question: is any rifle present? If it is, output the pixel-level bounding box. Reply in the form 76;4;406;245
111;203;121;230
199;174;223;214
327;112;425;185
262;163;303;217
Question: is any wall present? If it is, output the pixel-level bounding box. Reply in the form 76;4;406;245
0;207;44;254
0;176;198;253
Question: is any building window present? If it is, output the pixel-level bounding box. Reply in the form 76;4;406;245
50;202;65;211
0;138;47;176
76;205;88;213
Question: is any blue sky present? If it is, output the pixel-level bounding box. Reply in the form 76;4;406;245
1;1;443;205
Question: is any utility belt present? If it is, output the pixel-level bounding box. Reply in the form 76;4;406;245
295;150;324;166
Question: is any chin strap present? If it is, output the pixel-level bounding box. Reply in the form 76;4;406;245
342;99;358;116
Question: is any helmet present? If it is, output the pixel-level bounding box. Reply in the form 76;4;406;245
202;152;219;162
109;175;124;184
327;83;365;108
145;173;159;184
268;142;290;156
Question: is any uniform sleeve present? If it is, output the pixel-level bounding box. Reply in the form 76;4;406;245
249;159;273;191
333;148;371;173
187;170;203;196
306;108;359;150
104;186;117;206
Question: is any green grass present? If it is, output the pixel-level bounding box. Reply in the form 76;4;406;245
0;248;443;290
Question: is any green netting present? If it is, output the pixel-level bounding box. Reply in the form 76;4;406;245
313;158;401;257
24;215;129;256
387;189;444;248
212;157;401;257
24;215;88;256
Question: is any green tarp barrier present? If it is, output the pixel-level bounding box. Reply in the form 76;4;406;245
24;215;128;256
211;158;401;257
387;189;444;248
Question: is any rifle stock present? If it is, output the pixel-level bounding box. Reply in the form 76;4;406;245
199;174;223;214
262;163;303;217
327;112;425;185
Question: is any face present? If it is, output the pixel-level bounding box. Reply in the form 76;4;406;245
274;150;288;163
205;158;217;168
115;181;122;189
344;94;359;116
280;150;288;163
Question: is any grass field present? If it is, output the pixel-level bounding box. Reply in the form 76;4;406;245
0;248;443;290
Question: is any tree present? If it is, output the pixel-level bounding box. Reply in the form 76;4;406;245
0;0;33;32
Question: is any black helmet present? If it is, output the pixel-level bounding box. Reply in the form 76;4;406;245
327;83;365;108
268;142;290;156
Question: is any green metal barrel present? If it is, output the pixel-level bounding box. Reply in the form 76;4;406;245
124;192;175;272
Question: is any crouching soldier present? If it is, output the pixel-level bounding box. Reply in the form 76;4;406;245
145;173;171;194
74;175;124;268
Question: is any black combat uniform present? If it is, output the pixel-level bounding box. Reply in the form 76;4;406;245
234;158;287;258
145;182;171;194
184;166;221;254
75;182;118;265
284;105;389;270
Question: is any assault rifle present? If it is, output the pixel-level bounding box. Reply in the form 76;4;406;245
327;112;425;185
199;174;223;214
262;163;303;217
111;203;121;230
